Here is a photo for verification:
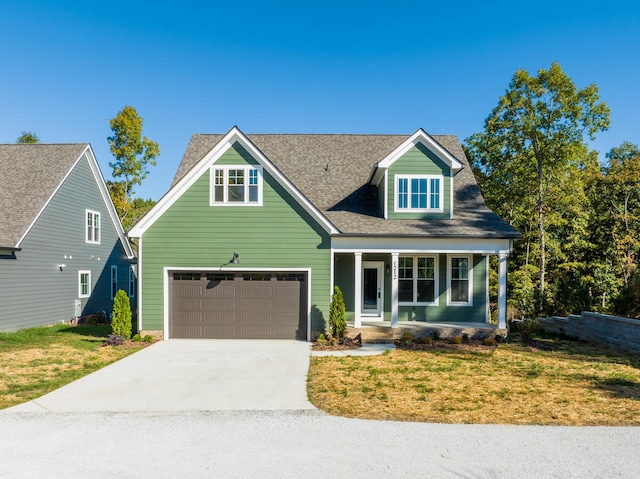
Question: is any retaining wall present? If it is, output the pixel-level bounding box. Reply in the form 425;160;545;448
539;312;640;353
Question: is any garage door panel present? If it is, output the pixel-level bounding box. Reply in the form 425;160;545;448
170;271;307;339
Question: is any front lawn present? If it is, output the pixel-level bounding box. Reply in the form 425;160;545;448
0;324;148;409
307;333;640;425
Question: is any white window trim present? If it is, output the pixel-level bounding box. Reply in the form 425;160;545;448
85;209;101;244
398;255;439;306
393;174;444;213
447;254;473;306
209;165;263;206
111;265;118;300
129;265;136;298
79;270;91;298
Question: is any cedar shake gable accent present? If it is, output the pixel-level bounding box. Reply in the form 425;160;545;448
172;133;521;239
0;144;88;248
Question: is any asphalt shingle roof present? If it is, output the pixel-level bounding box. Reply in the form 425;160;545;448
172;133;521;238
0;144;88;248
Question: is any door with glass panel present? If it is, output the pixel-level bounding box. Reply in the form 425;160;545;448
362;262;383;318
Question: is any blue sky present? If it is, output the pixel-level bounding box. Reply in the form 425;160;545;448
2;1;639;200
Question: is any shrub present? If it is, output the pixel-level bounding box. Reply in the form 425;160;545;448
132;334;142;342
111;289;132;339
143;335;153;343
449;336;462;344
518;319;540;342
103;334;124;347
401;331;413;345
329;286;347;338
461;333;470;343
419;336;433;345
431;330;441;340
483;337;497;346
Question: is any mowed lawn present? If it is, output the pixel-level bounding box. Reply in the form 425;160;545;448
308;334;640;426
0;324;148;409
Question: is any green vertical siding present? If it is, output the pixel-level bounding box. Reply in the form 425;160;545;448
140;142;331;336
387;143;451;220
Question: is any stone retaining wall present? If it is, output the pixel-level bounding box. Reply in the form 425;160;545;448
539;312;640;353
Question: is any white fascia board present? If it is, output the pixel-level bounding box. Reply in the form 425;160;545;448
331;235;512;255
369;129;464;186
84;145;135;259
129;126;339;237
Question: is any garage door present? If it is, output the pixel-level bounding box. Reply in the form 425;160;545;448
169;271;307;340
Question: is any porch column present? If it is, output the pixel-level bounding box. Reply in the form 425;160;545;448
391;252;399;328
497;253;508;329
354;252;362;327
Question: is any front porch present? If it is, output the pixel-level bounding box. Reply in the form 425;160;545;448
346;320;507;344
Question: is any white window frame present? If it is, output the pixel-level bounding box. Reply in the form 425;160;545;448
86;210;101;244
111;265;118;299
129;265;136;298
79;270;91;298
447;254;473;306
210;165;263;206
398;255;439;306
394;175;444;213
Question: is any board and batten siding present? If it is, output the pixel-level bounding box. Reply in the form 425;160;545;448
386;143;451;220
0;154;132;332
139;142;331;336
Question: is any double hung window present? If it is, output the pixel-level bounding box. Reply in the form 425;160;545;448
86;210;100;244
211;166;262;205
448;256;472;305
395;175;442;212
79;271;91;298
398;256;437;304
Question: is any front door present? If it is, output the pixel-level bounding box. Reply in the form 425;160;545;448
362;261;383;318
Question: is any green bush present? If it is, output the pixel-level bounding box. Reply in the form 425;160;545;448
111;290;132;340
517;319;540;342
401;331;413;345
449;336;462;344
329;285;347;338
143;334;153;343
483;337;497;346
419;336;433;345
132;334;142;342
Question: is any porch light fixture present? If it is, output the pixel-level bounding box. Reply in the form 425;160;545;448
58;264;66;272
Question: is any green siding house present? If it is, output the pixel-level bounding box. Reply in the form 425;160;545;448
129;127;520;340
0;144;136;332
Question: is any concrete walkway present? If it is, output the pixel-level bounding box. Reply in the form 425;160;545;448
6;339;315;413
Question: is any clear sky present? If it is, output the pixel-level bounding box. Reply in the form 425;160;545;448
2;0;639;201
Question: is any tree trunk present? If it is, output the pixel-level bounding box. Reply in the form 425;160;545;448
533;138;545;315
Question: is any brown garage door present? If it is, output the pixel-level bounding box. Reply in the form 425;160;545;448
169;272;307;340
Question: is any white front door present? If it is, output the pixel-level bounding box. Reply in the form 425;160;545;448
362;261;383;319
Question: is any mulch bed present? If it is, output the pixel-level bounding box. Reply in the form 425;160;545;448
312;334;362;351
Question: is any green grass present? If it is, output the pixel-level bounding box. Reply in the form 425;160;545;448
0;324;148;409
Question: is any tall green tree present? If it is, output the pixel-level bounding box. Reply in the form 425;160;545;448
107;105;159;228
465;62;610;314
16;131;40;143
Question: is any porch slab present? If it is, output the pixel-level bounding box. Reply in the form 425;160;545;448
347;321;507;343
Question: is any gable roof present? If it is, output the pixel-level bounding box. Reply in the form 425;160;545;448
0;144;134;257
165;130;520;239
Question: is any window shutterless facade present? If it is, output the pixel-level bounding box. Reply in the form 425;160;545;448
79;270;91;298
447;255;473;306
394;175;443;212
398;256;438;305
86;210;101;244
210;166;262;205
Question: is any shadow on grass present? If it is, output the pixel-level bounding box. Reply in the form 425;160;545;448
57;324;112;341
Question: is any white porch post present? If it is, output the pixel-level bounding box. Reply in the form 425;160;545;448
498;253;508;329
354;252;362;327
391;252;399;328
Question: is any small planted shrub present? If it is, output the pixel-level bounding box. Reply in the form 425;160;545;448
316;333;327;345
419;336;433;345
143;335;153;343
483;337;497;346
329;286;347;338
449;336;462;345
132;334;142;342
431;330;441;340
401;331;413;345
104;334;124;347
111;289;132;340
461;333;470;343
518;319;540;342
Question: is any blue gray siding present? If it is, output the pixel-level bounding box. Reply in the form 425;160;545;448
0;154;132;332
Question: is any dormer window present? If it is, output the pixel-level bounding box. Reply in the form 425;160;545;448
210;166;262;206
394;175;443;212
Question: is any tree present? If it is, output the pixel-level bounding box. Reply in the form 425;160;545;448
107;105;159;226
465;62;610;314
329;285;346;338
16;131;40;143
111;289;132;339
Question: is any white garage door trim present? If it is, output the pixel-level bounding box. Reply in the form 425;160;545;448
163;266;312;341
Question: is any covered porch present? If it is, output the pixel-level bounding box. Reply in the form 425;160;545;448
346;320;507;343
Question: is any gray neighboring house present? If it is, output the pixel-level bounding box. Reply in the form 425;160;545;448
0;144;135;332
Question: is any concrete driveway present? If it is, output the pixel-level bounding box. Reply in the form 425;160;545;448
6;339;315;413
